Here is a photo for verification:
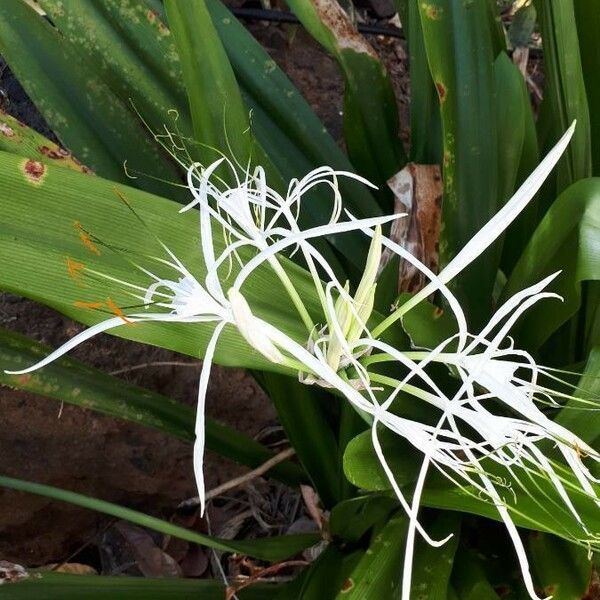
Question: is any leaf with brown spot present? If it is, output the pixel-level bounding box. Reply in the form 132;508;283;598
0;111;91;174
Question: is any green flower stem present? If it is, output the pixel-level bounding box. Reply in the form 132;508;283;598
269;256;315;333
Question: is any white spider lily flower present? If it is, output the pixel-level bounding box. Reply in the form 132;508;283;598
5;240;234;517
183;157;384;338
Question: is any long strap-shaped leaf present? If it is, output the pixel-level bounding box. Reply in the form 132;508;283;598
536;0;591;199
0;326;305;486
503;178;600;352
396;0;442;165
35;0;194;149
332;512;407;599
286;0;407;205
0;475;319;561
418;0;499;328
163;0;261;173
0;149;319;371
550;348;600;447
575;0;600;178
204;0;381;222
343;428;600;549
258;372;342;508
3;573;283;600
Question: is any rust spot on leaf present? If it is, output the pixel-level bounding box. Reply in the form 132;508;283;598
340;578;354;593
146;8;159;23
15;374;32;386
0;122;16;138
39;145;70;160
21;159;46;185
433;306;444;319
435;81;447;103
443;150;452;168
74;221;101;256
422;3;442;19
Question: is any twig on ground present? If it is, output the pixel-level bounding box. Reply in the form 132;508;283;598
178;448;296;509
226;560;309;600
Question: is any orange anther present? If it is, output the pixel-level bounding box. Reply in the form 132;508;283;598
74;221;101;256
73;301;105;310
65;256;86;283
106;297;135;326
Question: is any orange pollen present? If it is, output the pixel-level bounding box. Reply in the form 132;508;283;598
65;257;86;282
106;297;135;326
73;301;105;310
74;221;101;256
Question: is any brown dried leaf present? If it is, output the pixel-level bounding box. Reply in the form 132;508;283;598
114;521;181;578
41;563;98;575
0;561;29;585
383;163;443;293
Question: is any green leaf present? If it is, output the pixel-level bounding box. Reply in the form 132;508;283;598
504;178;600;352
494;54;527;210
332;512;407;599
329;494;398;543
500;66;540;275
204;0;380;214
3;573;282;600
529;533;591;599
296;545;346;600
0;474;319;561
418;0;499;327
0;0;183;199
343;428;418;491
285;0;406;203
36;0;193;141
163;0;258;172
410;512;460;600
163;0;365;274
536;0;591;196
343;427;600;552
0;149;316;371
0;326;305;486
403;0;442;165
398;292;457;348
575;0;600;177
552;347;600;447
451;551;500;600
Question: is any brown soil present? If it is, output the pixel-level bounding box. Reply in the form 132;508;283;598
0;15;410;568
